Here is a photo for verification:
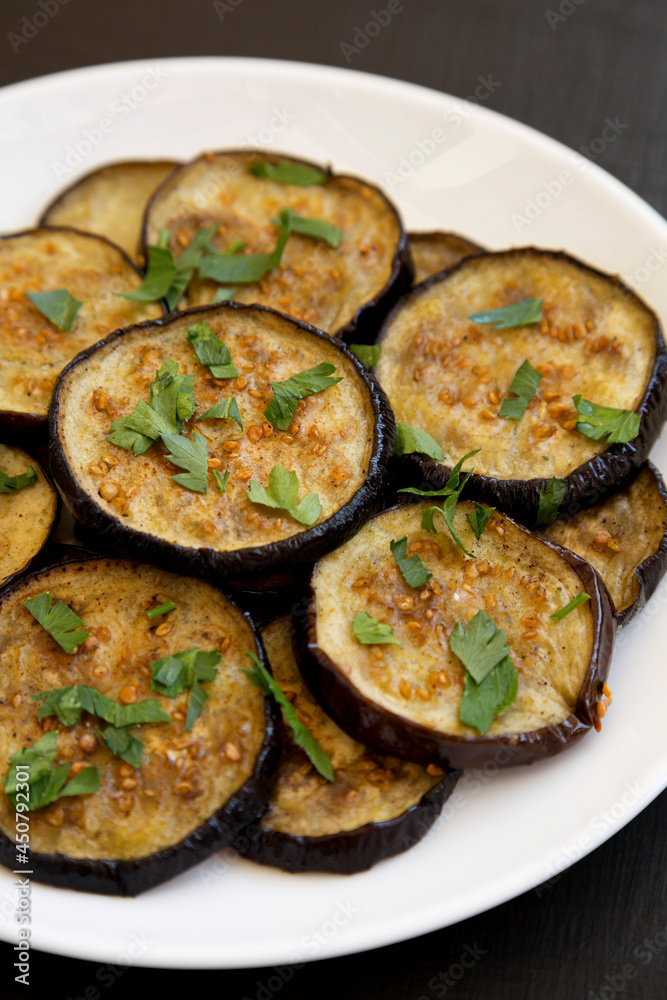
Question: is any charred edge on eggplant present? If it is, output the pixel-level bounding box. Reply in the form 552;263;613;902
48;301;396;588
296;505;615;771
0;558;282;896
538;460;667;628
407;231;484;286
0;226;165;438
39;160;181;260
379;248;667;525
142;149;414;343
233;617;458;874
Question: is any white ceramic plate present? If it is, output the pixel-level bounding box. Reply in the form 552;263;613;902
1;57;666;970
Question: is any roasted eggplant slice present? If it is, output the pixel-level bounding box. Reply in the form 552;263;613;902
0;442;58;592
298;500;614;770
235;616;457;874
408;231;483;284
0;228;163;438
538;462;667;626
143;150;412;340
39;161;179;261
50;303;394;589
0;558;280;895
376;248;667;523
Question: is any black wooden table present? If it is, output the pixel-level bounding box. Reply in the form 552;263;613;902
1;1;666;997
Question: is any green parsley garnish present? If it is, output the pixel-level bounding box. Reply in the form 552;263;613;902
246;465;321;526
352;611;403;646
390;537;432;589
468;297;543;330
197;396;243;428
146;601;176;620
122;225;218;310
4;731;99;811
249;160;328;186
264;363;342;431
394;423;444;461
572;395;640;445
535;477;566;526
273;207;342;248
187;322;239;379
151;648;220;732
24;593;90;653
30;685;171;728
162;431;209;494
350;344;382;368
98;725;144;769
466;502;496;540
550;593;591;621
198;210;292;285
400;450;480;555
107;359;195;455
244;653;334;781
450;610;518;734
499;359;543;420
213;469;230;494
211;287;236;303
25;288;83;332
0;465;37;494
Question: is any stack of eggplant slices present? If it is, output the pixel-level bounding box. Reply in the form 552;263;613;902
0;151;666;897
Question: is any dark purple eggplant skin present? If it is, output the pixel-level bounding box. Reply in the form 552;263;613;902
142;149;414;345
296;521;615;772
0;589;282;897
615;461;667;628
382;248;667;526
0;226;166;443
234;768;459;875
49;302;396;592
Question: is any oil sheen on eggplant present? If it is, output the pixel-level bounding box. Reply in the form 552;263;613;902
0;443;58;592
408;231;483;285
0;558;280;895
376;248;667;523
538;462;667;626
39;161;180;261
0;227;163;436
300;500;614;770
50;303;394;586
235;616;457;874
143;150;412;340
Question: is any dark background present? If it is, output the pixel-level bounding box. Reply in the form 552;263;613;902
1;1;666;997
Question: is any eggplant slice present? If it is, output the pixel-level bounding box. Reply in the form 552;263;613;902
375;248;667;524
143;150;412;340
0;558;280;895
235;616;457;874
0;442;58;592
50;303;395;588
408;231;483;285
39;161;180;261
538;461;667;627
299;500;614;770
0;228;163;438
